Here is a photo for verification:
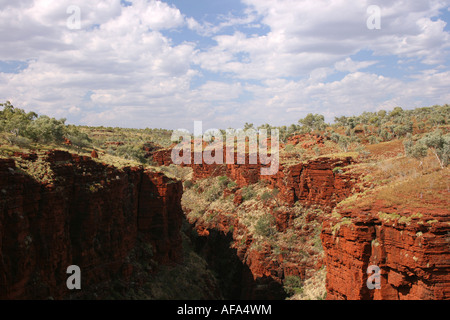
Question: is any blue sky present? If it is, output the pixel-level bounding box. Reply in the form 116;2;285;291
0;0;449;130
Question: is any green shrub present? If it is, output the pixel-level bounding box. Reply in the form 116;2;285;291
260;191;273;202
283;275;303;296
24;116;66;143
6;135;33;148
115;144;147;164
205;185;222;202
227;181;237;189
405;129;450;168
241;185;256;201
254;214;276;237
65;126;92;151
368;135;379;144
218;176;229;187
184;180;194;189
332;167;343;174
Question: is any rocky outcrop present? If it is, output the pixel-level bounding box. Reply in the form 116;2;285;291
152;148;173;166
321;204;450;300
0;150;183;300
154;143;359;210
261;157;359;208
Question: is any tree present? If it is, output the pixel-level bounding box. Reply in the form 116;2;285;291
389;106;403;118
331;132;341;143
377;110;387;118
420;130;450;168
0;101;38;137
25;115;66;143
65;126;92;151
287;123;300;135
369;115;380;126
338;135;351;152
405;140;427;162
244;122;254;130
334;116;348;127
380;129;392;141
405;130;450;168
298;113;326;132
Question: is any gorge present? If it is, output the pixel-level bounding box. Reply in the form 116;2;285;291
0;144;449;300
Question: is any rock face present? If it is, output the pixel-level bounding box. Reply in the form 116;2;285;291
261;157;359;208
321;205;450;300
154;144;359;210
152;148;173;166
0;150;183;299
183;155;360;299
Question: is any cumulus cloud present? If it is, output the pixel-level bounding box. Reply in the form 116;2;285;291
0;0;449;129
197;0;450;80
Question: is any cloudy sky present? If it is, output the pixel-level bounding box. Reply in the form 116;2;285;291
1;0;449;130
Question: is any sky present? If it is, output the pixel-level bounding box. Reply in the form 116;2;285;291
0;0;449;131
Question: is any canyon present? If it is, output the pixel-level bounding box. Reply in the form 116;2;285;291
0;145;448;300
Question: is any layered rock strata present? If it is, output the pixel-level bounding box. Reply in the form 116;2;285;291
0;150;183;299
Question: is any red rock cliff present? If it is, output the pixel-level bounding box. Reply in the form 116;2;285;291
155;144;359;209
321;203;450;300
0;150;183;299
184;155;360;299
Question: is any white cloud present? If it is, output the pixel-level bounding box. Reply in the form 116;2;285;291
335;58;377;73
0;0;449;130
194;0;450;80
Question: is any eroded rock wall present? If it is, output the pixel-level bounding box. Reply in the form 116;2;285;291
321;206;450;300
0;150;183;299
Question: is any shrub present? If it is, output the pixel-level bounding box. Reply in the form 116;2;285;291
24;116;66;143
227;181;237;189
218;176;229;187
6;135;33;148
184;180;194;189
298;113;326;132
260;191;273;202
65;126;92;151
332;167;343;174
283;275;303;296
338;135;351;152
368;135;379;144
330;132;340;143
254;214;276;237
405;130;450;168
115;144;147;164
241;185;256;201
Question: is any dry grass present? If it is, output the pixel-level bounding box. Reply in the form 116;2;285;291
365;139;405;159
336;152;449;213
375;168;449;211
